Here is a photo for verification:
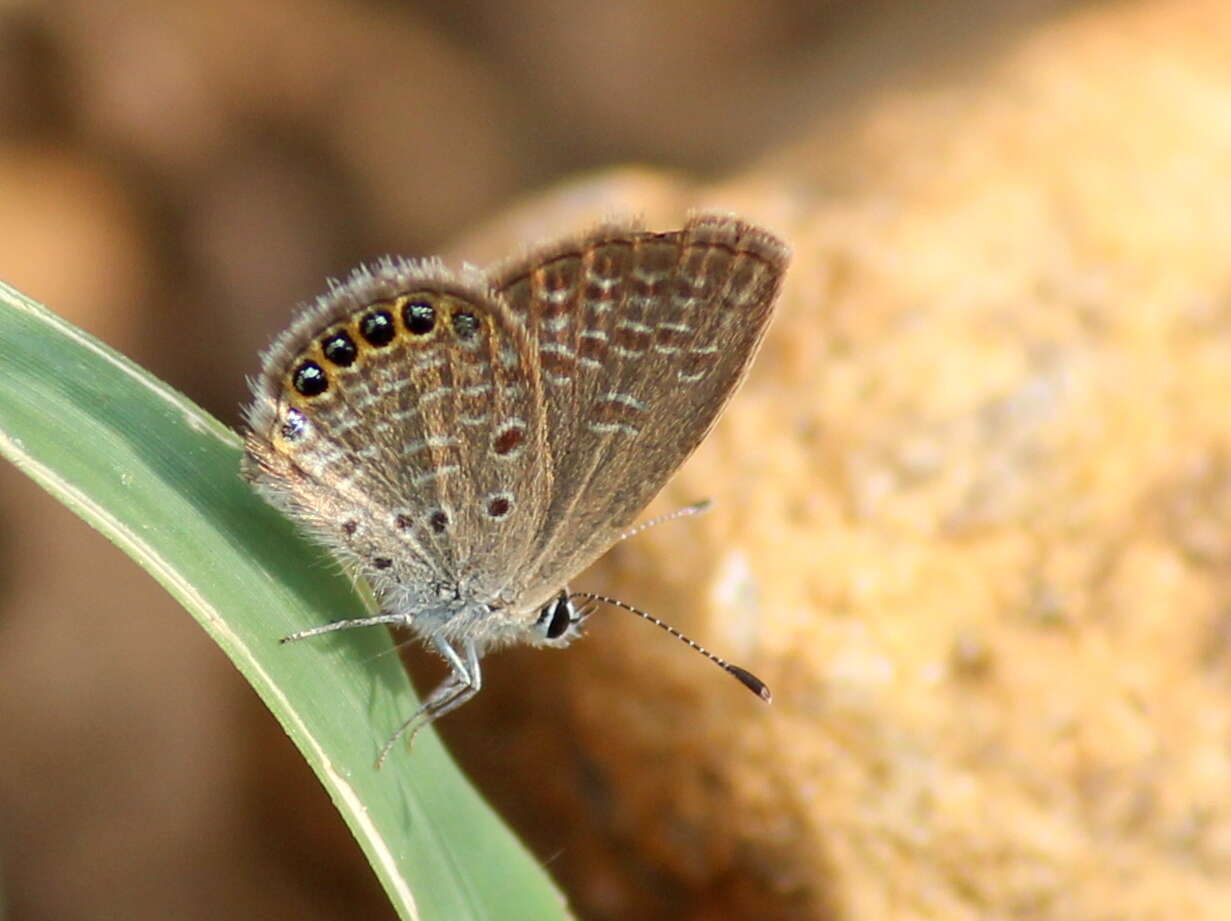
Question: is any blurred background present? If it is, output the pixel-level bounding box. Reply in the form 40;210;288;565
8;1;1231;920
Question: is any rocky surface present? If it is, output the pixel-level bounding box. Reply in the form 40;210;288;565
4;1;1231;919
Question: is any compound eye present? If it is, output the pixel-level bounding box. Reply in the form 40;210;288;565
542;595;573;640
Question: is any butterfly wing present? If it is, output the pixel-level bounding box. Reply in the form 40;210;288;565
243;260;553;608
488;214;789;607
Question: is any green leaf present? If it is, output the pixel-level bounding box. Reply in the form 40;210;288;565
0;281;571;921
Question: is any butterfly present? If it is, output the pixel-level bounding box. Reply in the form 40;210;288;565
243;213;789;763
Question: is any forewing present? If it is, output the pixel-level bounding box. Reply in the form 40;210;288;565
489;214;789;603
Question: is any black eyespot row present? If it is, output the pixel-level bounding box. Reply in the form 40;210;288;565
360;309;396;346
292;361;328;396
403;299;436;335
322;330;358;366
451;311;479;341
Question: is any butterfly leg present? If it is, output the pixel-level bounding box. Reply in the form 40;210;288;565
281;611;412;643
375;637;482;767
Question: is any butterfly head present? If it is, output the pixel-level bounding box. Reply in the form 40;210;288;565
530;590;586;647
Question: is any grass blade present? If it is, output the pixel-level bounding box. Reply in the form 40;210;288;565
0;280;571;921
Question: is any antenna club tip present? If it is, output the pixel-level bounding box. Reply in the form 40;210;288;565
727;665;773;703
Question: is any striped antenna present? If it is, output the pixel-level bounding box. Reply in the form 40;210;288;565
615;499;712;544
568;591;772;702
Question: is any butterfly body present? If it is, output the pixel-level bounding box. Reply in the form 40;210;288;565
243;214;789;761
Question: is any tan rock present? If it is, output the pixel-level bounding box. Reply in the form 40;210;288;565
446;2;1231;918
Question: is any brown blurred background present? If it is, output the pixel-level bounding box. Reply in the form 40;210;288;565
10;1;1231;920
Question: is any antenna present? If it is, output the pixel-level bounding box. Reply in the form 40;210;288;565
615;499;712;545
569;591;772;703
